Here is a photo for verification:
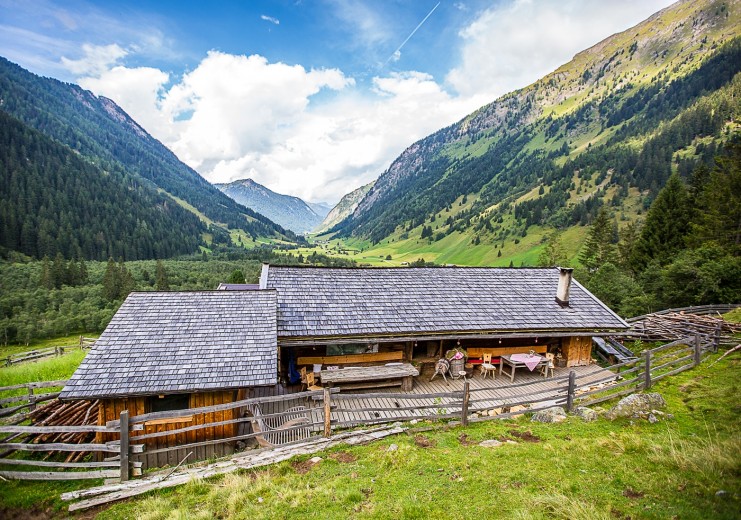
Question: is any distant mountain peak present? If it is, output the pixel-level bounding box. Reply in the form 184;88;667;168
216;178;323;234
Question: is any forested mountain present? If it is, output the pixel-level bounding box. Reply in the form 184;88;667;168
316;181;375;234
215;178;323;234
0;57;297;260
0;111;203;260
331;0;740;260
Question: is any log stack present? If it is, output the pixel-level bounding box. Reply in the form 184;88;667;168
627;311;741;345
6;399;100;462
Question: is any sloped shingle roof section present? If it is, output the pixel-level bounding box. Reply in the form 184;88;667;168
263;266;628;339
60;291;277;399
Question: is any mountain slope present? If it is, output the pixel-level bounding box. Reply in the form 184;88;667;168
308;202;333;219
215;179;322;234
0;58;297;254
331;0;740;266
0;111;204;260
316;181;375;233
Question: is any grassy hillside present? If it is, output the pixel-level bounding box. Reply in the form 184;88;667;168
326;0;741;267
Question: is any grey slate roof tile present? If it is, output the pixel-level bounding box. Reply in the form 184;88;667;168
60;291;277;400
264;266;628;338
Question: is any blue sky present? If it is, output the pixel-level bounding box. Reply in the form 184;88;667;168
0;0;675;203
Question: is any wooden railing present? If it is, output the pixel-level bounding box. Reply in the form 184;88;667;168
2;336;95;367
0;332;726;483
0;380;68;423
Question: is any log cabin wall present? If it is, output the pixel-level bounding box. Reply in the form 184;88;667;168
97;390;239;469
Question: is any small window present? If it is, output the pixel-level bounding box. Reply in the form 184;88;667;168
148;393;190;413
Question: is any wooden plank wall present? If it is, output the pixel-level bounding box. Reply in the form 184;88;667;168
562;337;593;366
98;390;239;469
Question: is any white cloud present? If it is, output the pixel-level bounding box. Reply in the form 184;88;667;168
61;43;127;76
261;15;280;25
447;0;676;99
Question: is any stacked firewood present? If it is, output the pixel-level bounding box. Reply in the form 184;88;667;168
25;399;100;462
627;312;741;344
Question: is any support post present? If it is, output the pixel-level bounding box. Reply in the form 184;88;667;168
27;386;35;412
120;410;130;482
713;324;721;353
644;350;652;390
461;382;470;426
566;371;576;412
694;333;702;366
323;387;332;438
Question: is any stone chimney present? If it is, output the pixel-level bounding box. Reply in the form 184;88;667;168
555;267;573;307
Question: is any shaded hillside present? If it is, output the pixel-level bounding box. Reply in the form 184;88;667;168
216;179;322;234
0;111;202;260
331;0;740;259
0;57;297;257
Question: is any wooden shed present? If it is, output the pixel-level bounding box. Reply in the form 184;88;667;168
59;291;277;469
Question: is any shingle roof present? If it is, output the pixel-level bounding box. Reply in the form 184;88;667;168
60;291;277;399
263;266;628;339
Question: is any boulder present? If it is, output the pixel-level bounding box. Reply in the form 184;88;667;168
531;406;567;423
604;393;667;420
479;439;503;448
574;406;598;422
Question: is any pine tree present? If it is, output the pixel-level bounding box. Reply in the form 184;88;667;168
102;257;120;301
155;260;170;290
631;173;691;270
51;252;66;289
227;270;246;284
119;260;135;299
579;207;616;271
39;256;53;290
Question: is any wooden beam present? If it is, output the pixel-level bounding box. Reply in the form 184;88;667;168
0;470;120;481
297;351;403;365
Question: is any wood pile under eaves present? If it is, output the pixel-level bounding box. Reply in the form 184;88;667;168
627;311;741;344
2;399;99;462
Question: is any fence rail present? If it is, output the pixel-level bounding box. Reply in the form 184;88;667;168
0;331;728;482
2;336;96;367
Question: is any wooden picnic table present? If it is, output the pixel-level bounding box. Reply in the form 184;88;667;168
320;363;419;391
499;354;548;382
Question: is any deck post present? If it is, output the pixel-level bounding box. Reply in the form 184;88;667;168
461;382;470;426
120;410;130;482
644;349;652;390
323;387;332;438
566;371;576;412
694;333;702;366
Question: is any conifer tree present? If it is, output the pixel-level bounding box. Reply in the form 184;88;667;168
102;258;120;301
538;232;567;267
155;260;170;290
579;207;616;271
631;173;691;270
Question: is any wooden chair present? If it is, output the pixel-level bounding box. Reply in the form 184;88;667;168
540;353;555;378
246;404;312;448
480;353;496;379
305;371;322;391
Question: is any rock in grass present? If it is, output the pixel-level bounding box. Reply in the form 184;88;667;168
604;393;667;420
531;406;567;423
479;439;503;448
574;406;598;422
387;444;398;452
309;456;322;464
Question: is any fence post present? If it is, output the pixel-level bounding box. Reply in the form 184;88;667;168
461;382;470;426
27;385;36;412
644;350;652;390
694;333;702;366
323;387;332;438
120;410;130;482
566;371;576;412
713;324;721;353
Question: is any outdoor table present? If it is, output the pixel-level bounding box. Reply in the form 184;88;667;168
320;363;419;391
499;353;548;382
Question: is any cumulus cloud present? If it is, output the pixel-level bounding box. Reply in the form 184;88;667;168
61;43;127;76
447;0;675;99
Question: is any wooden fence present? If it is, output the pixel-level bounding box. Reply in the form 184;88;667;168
0;380;68;423
0;332;724;482
3;336;96;367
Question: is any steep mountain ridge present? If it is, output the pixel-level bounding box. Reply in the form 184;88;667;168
0;57;297;259
215;178;322;234
316;181;375;234
331;0;740;265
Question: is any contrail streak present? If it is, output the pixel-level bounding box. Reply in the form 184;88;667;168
387;1;441;64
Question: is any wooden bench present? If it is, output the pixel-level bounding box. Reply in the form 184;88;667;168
320;363;419;391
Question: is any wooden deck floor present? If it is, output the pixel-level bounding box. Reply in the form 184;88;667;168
251;364;615;432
